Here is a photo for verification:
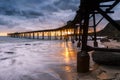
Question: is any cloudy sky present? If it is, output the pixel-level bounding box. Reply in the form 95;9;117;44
0;0;79;34
0;0;119;35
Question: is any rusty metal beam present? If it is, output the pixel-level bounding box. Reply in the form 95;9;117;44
97;8;120;31
106;0;120;11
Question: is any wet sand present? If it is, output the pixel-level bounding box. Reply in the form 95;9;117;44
76;40;120;80
56;40;120;80
0;37;120;80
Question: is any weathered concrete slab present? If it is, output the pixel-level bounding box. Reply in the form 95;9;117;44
92;51;120;66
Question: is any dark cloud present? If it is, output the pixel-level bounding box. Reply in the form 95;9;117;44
41;4;58;12
0;0;119;33
54;0;79;11
0;18;9;25
0;0;79;17
0;7;44;18
0;18;19;28
20;10;44;18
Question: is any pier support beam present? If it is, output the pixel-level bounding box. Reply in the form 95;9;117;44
48;32;51;40
29;33;31;39
42;32;44;40
77;25;81;47
37;32;39;39
93;13;98;47
77;51;90;73
66;29;69;41
18;34;20;38
46;32;50;40
33;32;35;39
71;29;75;43
55;31;57;40
74;25;78;41
60;30;62;40
50;32;51;40
77;13;90;73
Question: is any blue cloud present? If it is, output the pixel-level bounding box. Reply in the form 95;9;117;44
0;0;80;32
0;0;119;33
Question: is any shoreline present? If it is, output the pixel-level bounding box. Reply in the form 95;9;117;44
44;40;120;80
78;40;120;80
0;37;120;80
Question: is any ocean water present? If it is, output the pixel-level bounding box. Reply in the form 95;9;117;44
0;36;78;80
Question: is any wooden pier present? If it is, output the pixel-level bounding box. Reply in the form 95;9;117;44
8;0;120;73
7;24;76;40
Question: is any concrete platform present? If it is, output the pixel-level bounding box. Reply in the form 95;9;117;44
92;51;120;66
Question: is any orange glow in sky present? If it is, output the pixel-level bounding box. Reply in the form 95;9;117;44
0;33;7;36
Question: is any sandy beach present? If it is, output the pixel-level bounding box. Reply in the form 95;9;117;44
0;37;120;80
76;40;120;80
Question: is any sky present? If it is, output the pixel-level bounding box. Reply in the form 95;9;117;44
0;0;120;35
0;0;79;35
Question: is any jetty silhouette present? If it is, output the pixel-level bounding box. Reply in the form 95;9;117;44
8;0;120;73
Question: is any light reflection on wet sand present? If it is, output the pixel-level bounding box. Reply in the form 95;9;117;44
0;37;78;80
62;42;76;64
1;37;120;80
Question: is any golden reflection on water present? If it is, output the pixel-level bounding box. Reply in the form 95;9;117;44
65;46;70;63
64;65;72;72
61;42;76;64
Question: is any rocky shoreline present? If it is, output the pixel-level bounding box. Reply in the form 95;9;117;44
92;40;120;80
